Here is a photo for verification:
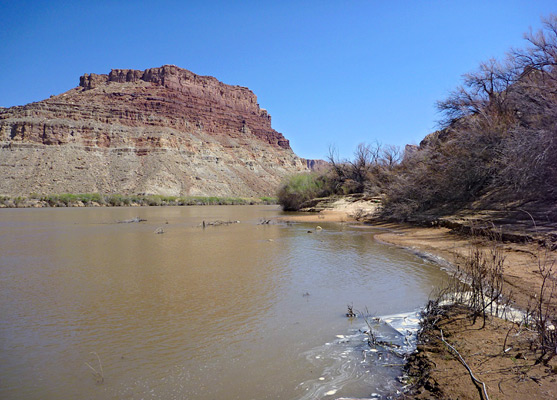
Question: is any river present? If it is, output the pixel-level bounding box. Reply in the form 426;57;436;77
0;205;447;399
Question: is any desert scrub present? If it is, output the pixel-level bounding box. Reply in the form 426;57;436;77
79;193;104;204
259;196;278;205
0;194;270;207
39;193;105;206
277;173;328;211
182;196;251;205
106;194;130;206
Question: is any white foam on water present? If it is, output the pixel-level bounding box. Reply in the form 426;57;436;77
297;309;422;399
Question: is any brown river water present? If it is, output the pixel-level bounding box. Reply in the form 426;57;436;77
0;206;448;399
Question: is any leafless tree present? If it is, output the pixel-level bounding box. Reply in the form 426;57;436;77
382;14;557;220
380;144;402;168
514;14;557;76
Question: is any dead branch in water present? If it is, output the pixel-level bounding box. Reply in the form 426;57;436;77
84;352;104;384
117;216;146;223
201;220;240;227
346;303;356;318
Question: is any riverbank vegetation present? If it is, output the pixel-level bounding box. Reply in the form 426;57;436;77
277;173;330;211
278;15;557;223
0;193;277;208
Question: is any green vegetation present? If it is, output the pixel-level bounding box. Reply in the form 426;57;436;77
277;173;330;211
259;196;278;204
279;15;557;219
0;193;276;208
277;142;400;211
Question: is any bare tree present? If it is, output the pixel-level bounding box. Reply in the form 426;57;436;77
380;144;402;168
437;57;521;128
324;142;402;196
514;14;557;76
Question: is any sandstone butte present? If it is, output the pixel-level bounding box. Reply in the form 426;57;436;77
0;65;310;198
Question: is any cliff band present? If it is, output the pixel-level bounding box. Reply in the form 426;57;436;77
0;65;307;197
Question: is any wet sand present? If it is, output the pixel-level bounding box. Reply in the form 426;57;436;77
373;222;555;312
403;305;557;400
374;223;557;399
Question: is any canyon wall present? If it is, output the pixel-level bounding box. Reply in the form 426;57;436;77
0;65;307;197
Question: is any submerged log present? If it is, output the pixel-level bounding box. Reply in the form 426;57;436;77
117;216;147;223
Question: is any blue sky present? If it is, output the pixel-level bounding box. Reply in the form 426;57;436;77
0;1;555;160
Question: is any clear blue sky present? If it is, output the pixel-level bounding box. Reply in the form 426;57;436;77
1;1;555;160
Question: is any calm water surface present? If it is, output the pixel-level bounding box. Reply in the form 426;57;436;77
0;206;448;399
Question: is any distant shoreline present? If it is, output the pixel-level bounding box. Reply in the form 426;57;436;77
0;194;278;208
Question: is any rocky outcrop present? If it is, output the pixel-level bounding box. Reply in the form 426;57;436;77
0;65;307;197
302;158;329;172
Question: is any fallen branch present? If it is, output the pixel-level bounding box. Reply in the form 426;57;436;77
440;329;489;400
117;216;146;223
84;351;104;384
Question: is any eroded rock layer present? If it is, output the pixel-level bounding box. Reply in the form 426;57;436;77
0;65;306;197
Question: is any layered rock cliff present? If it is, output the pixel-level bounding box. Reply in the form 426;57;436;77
0;65;307;197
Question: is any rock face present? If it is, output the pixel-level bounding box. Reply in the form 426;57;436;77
302;158;329;172
0;65;307;197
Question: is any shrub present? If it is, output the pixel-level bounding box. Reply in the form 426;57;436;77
146;196;162;206
106;194;125;206
260;196;278;204
277;173;327;211
326;143;401;196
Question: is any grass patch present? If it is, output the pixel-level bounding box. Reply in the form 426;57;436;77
0;193;274;208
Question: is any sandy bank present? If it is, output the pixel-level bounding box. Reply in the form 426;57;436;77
279;196;380;223
403;304;557;399
373;223;557;399
374;222;555;312
282;197;557;399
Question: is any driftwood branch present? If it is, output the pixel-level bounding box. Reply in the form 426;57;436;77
440;329;490;400
84;351;104;384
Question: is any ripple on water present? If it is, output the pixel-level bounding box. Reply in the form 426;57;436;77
0;207;448;400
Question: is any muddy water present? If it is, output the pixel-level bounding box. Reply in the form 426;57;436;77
0;206;448;399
